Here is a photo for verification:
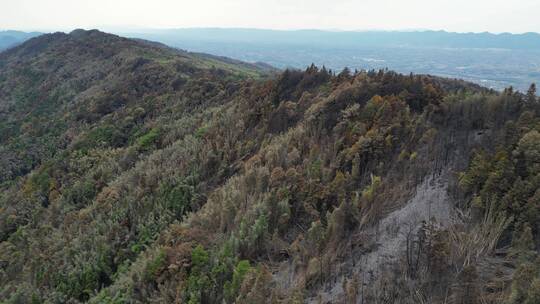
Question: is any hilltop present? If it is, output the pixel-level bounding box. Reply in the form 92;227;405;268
0;30;539;304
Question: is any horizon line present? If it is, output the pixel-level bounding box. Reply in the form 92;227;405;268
2;26;540;36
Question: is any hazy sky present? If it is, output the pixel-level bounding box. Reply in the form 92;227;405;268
2;0;539;33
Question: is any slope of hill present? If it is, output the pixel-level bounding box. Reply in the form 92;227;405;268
0;30;42;51
121;28;540;92
0;30;539;304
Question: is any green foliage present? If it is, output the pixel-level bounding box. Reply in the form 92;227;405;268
54;264;103;301
194;125;209;139
460;133;540;245
191;245;209;269
515;130;540;175
62;178;97;208
186;245;211;304
252;214;269;245
458;116;540;304
87;125;124;147
223;260;251;303
308;220;326;251
48;244;115;301
89;292;127;304
361;174;381;202
459;151;491;195
24;167;52;201
144;249;166;282
158;181;195;219
308;159;322;180
136;128;160;150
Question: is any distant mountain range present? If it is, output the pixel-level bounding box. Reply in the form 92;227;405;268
0;30;42;50
122;28;540;50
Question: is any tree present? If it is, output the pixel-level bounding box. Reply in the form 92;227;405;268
526;83;537;105
337;67;351;80
515;130;540;175
307;221;327;286
224;260;251;303
186;245;211;304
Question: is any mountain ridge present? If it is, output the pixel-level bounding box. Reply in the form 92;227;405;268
0;30;42;51
123;28;540;50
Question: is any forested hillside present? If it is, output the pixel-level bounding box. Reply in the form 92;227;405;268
0;30;539;304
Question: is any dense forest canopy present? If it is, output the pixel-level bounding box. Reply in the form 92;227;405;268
0;30;539;304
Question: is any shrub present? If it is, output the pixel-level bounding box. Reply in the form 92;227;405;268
186;245;211;304
144;249;166;282
137;128;160;150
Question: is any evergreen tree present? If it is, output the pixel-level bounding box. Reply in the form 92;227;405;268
527;83;537;105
